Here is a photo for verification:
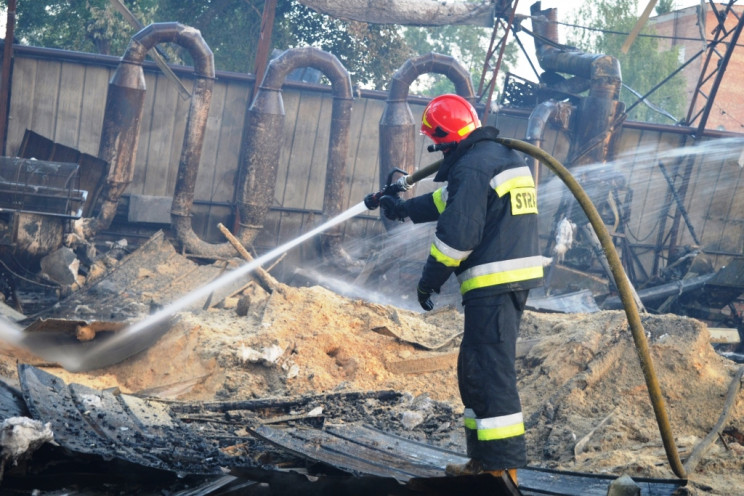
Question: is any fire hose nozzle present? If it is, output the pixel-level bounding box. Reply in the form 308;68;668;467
395;174;412;191
364;168;410;210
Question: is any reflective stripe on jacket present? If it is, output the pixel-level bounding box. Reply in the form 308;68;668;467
406;126;543;300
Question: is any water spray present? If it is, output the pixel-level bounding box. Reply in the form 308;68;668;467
7;135;684;478
367;139;685;479
33;201;369;372
497;138;686;479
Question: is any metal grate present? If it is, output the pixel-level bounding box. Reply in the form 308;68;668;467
0;157;87;218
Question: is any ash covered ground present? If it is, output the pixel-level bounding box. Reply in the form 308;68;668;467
2;279;744;494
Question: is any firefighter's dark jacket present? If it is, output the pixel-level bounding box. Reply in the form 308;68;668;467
406;126;543;303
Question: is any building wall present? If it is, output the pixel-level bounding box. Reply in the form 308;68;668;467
651;4;744;131
2;44;743;284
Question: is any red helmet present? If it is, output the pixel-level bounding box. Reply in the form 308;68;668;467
420;94;481;145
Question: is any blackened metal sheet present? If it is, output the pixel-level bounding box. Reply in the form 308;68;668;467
250;423;685;495
0;379;29;419
18;363;160;467
250;423;443;480
18;364;227;474
325;423;468;469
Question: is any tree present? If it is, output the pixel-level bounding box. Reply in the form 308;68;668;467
12;1;510;94
16;0;158;56
656;0;676;16
403;23;518;98
272;3;414;90
568;0;686;124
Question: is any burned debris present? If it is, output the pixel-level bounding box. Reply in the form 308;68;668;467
0;365;687;495
0;1;743;495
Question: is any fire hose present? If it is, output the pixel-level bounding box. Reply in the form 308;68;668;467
366;138;687;480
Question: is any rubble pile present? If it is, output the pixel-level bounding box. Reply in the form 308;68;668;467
1;279;744;494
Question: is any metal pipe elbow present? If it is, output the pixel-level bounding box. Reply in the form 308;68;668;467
262;47;352;100
387;52;475;103
125;22;214;78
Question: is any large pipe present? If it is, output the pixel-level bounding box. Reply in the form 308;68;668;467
379;53;474;230
524;100;571;184
224;47;355;263
530;3;623;167
78;22;214;239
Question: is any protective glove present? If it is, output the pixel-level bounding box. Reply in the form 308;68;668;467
416;282;439;311
379;195;408;221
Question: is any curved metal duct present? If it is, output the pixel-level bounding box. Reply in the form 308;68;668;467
525;100;561;184
213;46;355;263
378;53;474;230
530;3;623;167
77;22;214;239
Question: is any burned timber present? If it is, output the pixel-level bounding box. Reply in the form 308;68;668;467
1;1;744;495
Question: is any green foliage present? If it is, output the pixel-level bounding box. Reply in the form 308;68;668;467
656;0;676;16
156;0;268;73
272;3;413;90
568;0;686;124
403;24;518;98
16;0;158;55
12;0;516;95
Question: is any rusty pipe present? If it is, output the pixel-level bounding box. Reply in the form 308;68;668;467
216;47;355;264
379;53;474;231
79;22;214;239
530;3;622;168
525;100;566;185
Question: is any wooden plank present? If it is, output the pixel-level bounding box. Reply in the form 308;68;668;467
165;76;192;195
708;327;740;344
204;81;250;239
29;60;62;141
302;93;333;211
250;424;444;480
192;80;227;240
283;92;325;210
54;62;85;147
194;80;227;202
77;65;110;156
6;58;38;154
142;75;179;196
275;90;301;208
626;129;666;267
719;166;744;255
346;98;384;215
131;72;159;195
683;152;715;246
697;147;741;254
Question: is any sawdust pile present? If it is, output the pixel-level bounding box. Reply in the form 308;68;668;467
3;282;744;494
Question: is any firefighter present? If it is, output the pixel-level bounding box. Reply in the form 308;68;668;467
379;94;543;484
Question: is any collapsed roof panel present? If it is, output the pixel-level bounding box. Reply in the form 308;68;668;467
6;364;687;496
17;363;236;474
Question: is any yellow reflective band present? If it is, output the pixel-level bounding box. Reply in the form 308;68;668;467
432;187;447;213
430;243;462;268
464;418;477;430
490;167;535;197
460;266;544;294
477;422;525;441
495;175;535;198
458;122;476;137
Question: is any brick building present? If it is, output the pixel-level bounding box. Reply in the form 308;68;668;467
650;3;744;131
